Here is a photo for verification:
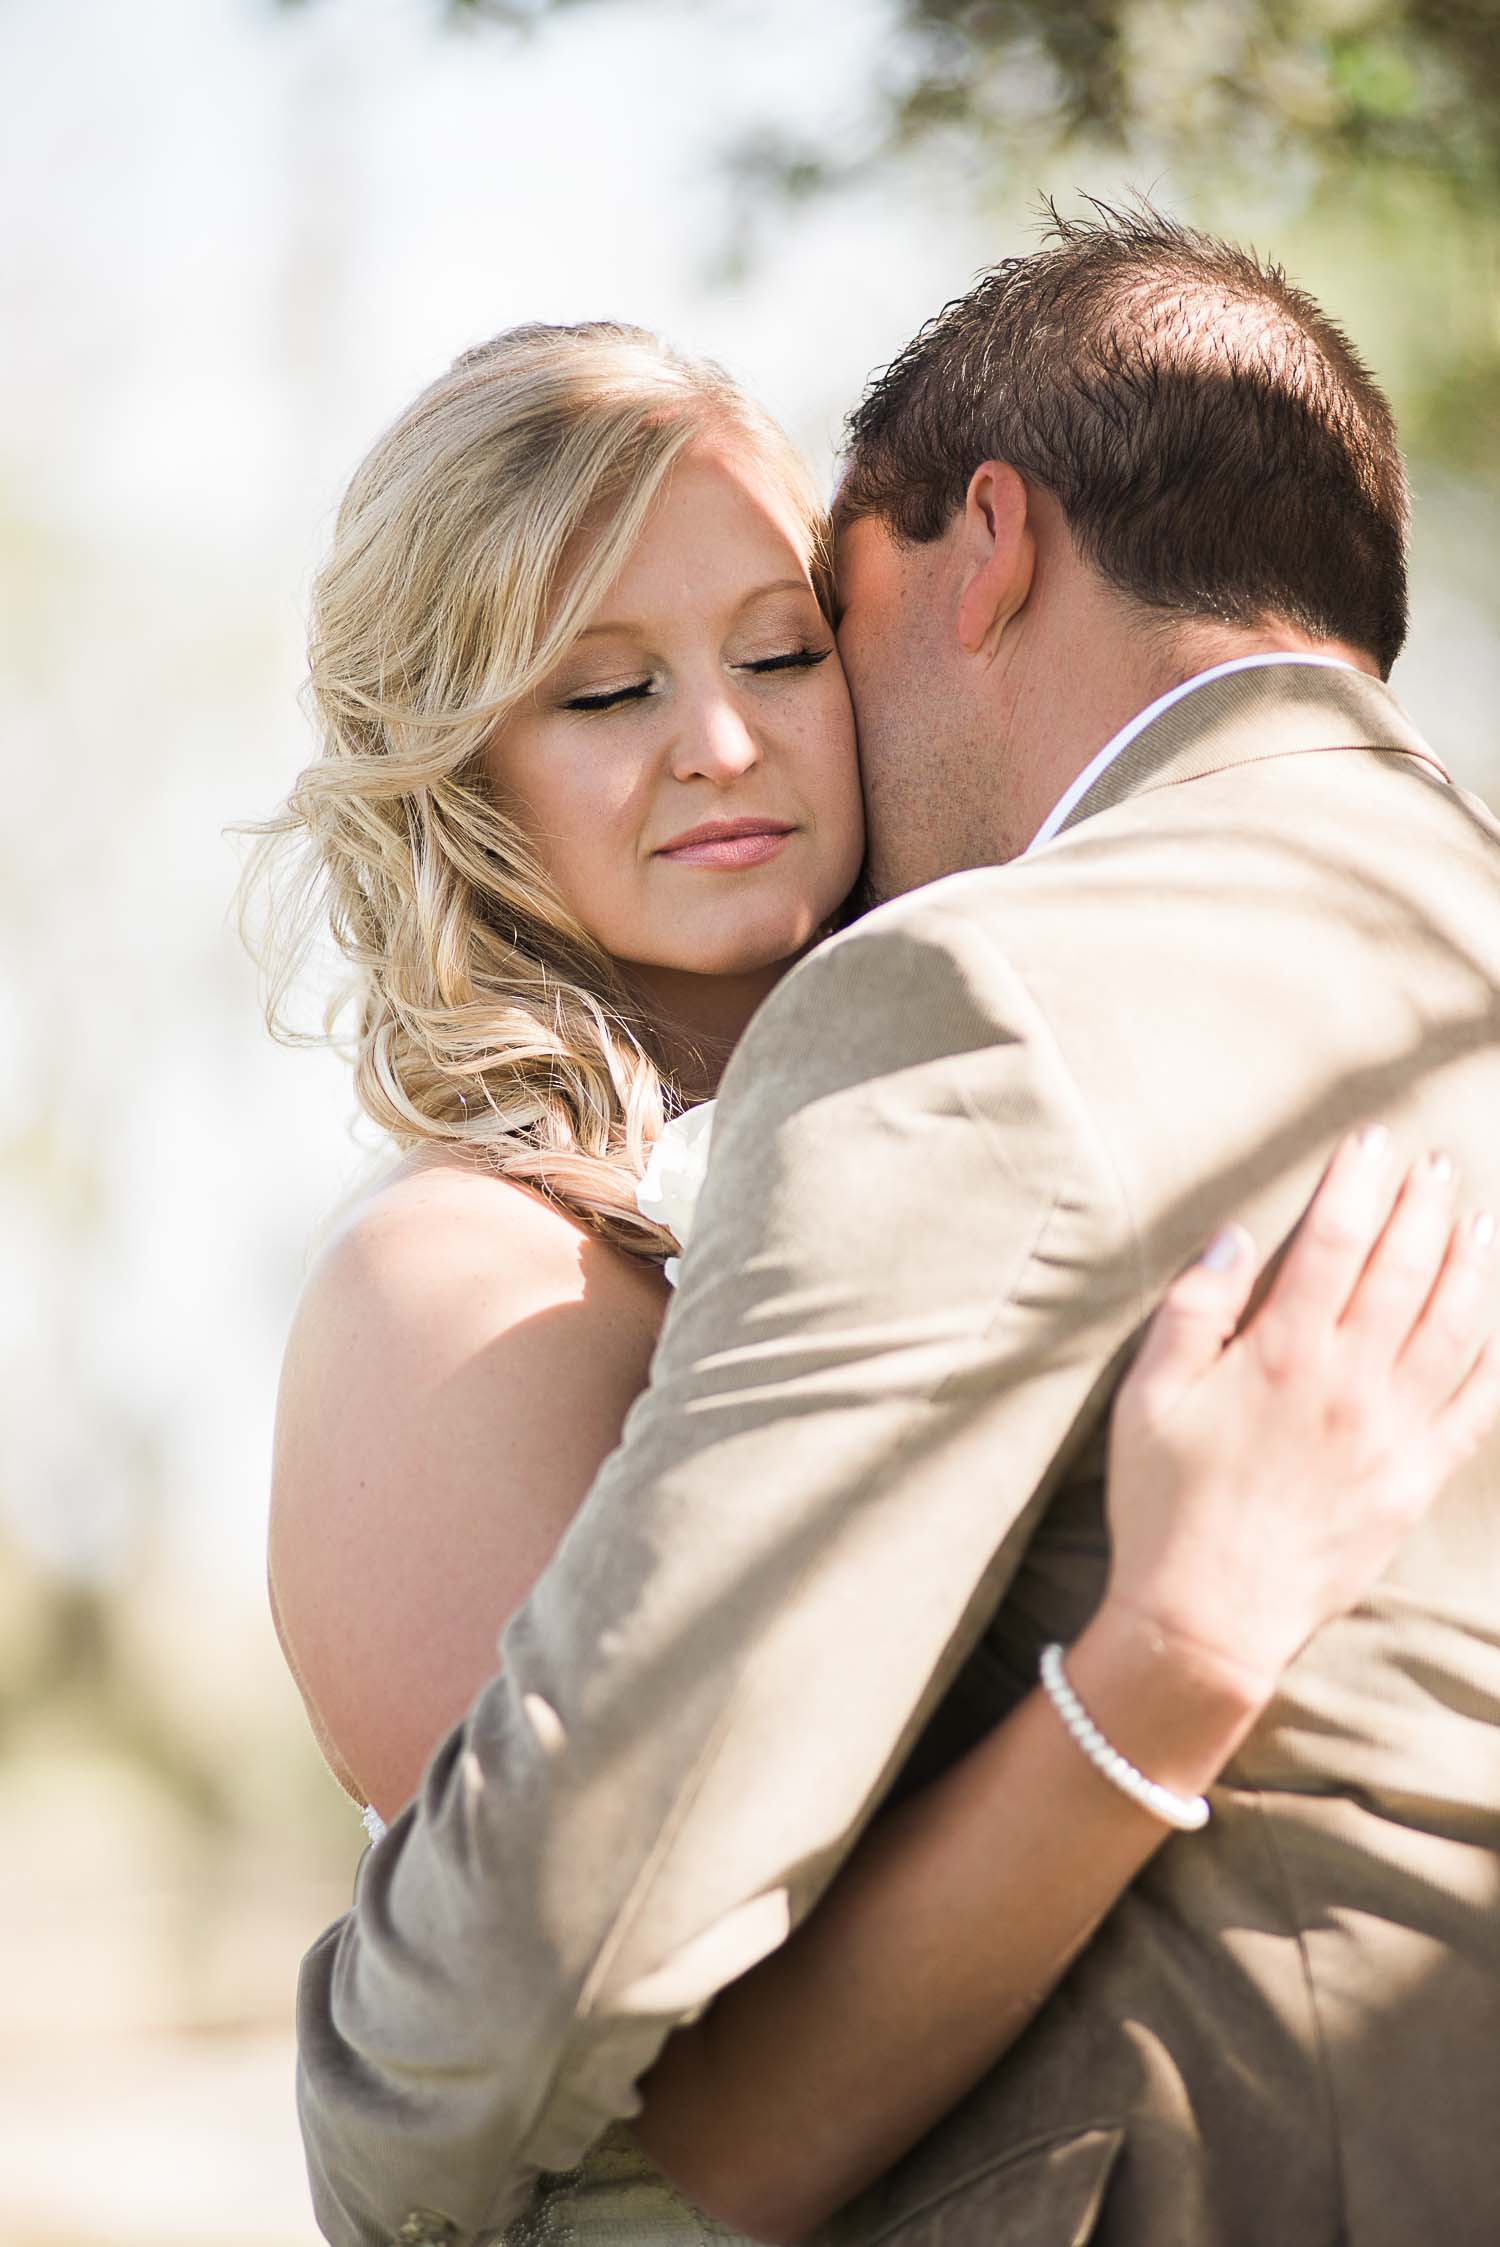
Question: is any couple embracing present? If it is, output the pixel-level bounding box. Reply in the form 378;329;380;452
262;206;1500;2247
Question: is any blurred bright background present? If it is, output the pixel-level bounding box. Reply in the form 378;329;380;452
3;0;1497;2239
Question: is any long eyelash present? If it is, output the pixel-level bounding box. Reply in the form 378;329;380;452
563;647;831;712
744;647;833;674
563;679;654;713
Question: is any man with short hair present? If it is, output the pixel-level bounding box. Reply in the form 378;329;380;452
832;207;1409;897
297;208;1500;2246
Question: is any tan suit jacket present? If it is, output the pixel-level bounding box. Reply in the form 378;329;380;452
296;664;1500;2247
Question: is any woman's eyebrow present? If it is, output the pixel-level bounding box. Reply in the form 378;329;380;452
733;575;815;608
574;577;816;641
574;617;646;640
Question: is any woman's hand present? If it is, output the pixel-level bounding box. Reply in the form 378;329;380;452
1103;1127;1500;1709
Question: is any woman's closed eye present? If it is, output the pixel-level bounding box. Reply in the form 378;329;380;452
561;646;832;716
742;645;833;677
562;677;655;713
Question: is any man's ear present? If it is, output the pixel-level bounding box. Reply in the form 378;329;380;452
955;463;1034;658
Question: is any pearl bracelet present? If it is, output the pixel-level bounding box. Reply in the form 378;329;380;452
1039;1642;1211;1833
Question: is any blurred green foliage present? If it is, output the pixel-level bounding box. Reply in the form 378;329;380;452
288;0;1500;182
276;0;1500;190
907;0;1493;188
277;0;1500;473
722;0;1500;199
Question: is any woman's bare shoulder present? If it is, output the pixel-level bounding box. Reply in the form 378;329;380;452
320;1147;653;1296
286;1150;665;1381
269;1150;667;1820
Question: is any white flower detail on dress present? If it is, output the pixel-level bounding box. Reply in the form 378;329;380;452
635;1101;717;1287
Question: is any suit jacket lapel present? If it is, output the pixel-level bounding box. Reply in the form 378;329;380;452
1055;661;1450;839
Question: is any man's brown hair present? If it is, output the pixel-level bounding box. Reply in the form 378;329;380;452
838;202;1409;677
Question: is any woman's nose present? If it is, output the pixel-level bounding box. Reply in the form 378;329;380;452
670;689;763;785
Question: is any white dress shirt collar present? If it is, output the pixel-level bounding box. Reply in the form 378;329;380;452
1024;652;1361;856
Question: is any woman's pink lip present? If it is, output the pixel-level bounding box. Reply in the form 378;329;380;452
657;828;794;870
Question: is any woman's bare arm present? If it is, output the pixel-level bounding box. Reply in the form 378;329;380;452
268;1156;666;1823
636;1601;1252;2243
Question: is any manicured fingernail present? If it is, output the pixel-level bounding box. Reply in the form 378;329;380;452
1199;1224;1246;1271
1473;1211;1496;1251
1357;1124;1391;1161
1425;1150;1456;1185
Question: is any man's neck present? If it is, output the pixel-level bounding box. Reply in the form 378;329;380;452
997;609;1381;862
1024;649;1371;856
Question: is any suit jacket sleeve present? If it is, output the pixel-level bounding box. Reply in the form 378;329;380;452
295;888;1146;2247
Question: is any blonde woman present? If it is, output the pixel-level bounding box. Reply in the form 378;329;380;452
254;324;1498;2241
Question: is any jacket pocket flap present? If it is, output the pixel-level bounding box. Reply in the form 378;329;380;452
870;2122;1125;2247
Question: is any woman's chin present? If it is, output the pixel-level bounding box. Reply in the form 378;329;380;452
677;926;827;982
625;904;840;986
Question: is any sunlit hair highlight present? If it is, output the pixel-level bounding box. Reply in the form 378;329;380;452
240;321;830;1262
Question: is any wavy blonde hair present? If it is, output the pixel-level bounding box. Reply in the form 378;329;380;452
241;322;831;1262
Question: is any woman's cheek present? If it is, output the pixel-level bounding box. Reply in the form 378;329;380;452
814;693;866;862
575;791;663;952
552;761;642;868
